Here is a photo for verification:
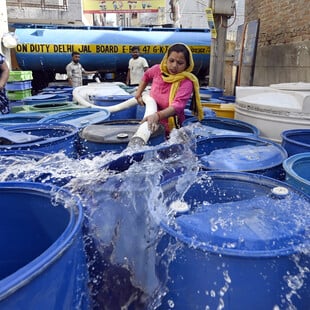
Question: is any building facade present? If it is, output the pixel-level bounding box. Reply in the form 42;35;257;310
6;0;85;25
243;0;310;85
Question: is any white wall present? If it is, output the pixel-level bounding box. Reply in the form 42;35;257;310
164;0;245;38
7;0;84;25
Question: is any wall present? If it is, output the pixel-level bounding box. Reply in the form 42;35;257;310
7;0;84;25
243;0;310;86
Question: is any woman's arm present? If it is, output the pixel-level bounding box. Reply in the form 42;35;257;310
156;106;176;120
142;79;193;132
135;79;148;105
142;106;177;133
135;65;157;105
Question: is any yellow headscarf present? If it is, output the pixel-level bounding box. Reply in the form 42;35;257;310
159;43;204;130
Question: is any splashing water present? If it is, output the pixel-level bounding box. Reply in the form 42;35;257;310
0;127;200;309
0;125;309;310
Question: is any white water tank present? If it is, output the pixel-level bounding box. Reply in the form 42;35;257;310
235;83;310;142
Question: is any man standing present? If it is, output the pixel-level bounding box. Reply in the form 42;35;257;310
0;52;10;114
66;51;98;87
126;46;149;86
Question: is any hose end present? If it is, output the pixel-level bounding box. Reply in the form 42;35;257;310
128;136;146;148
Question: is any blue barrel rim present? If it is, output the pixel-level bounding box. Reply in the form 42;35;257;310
40;90;72;95
24;94;69;100
0;181;84;298
38;108;110;125
183;116;260;135
26;101;75;108
196;135;288;172
93;94;134;101
0;113;46;120
0;123;79;149
218;95;236;102
281;129;310;148
283;152;310;187
199;86;223;92
160;170;310;258
42;87;73;91
23;98;70;105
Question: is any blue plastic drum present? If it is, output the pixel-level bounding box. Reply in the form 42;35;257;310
0;113;45;127
218;95;236;102
0;182;89;309
199;86;223;99
136;104;146;120
156;171;310;310
196;135;287;180
78;120;165;156
283;152;310;195
0;123;79;157
281;129;310;156
42;86;73;92
23;94;69;105
184;107;216;120
12;102;82;114
93;95;136;120
183;117;259;138
0;150;75;186
0;150;72;185
41;87;73;101
0;150;45;169
38;108;110;128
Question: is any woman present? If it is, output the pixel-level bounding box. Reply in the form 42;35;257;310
135;43;203;137
0;53;10;114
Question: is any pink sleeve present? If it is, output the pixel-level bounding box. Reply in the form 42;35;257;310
141;65;159;83
171;79;193;114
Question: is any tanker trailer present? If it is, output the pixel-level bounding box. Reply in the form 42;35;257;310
12;24;211;91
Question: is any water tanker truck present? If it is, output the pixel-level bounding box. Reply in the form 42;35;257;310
12;24;211;91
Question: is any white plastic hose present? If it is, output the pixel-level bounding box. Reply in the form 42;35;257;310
73;83;158;145
72;82;133;109
129;93;158;145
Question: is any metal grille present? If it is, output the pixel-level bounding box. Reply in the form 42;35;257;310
7;0;68;10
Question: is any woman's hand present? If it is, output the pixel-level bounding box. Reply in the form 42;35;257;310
141;112;160;133
135;95;145;106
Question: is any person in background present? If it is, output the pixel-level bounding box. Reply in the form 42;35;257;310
0;53;10;114
126;46;149;86
135;43;203;137
66;51;98;88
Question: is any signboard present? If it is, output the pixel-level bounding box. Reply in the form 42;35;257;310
233;19;260;86
15;43;211;55
83;0;165;13
233;21;259;66
242;20;260;65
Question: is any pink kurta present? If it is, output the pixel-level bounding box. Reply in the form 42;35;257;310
142;64;193;131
